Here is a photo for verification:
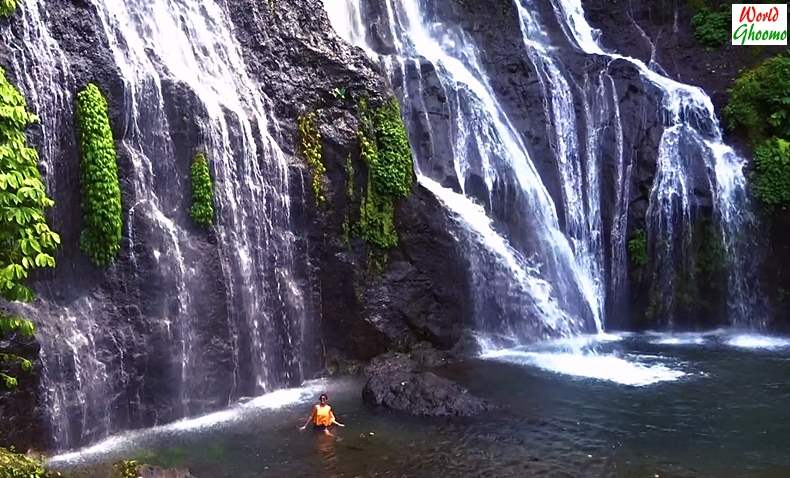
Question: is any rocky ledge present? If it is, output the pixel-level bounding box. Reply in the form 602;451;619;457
361;351;492;416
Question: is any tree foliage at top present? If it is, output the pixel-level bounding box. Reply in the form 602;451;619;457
75;83;123;266
691;7;730;47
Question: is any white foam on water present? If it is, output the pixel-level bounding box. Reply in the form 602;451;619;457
481;349;685;386
647;332;709;346
48;381;325;466
725;334;790;350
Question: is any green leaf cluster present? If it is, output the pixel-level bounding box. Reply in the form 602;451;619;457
628;229;648;267
0;68;60;302
751;138;790;205
112;460;140;478
75;83;122;266
0;0;16;18
724;56;790;206
369;98;414;199
0;447;62;478
0;313;36;389
189;152;215;227
0;69;58;390
691;8;730;47
355;97;414;250
724;55;790;143
298;112;326;206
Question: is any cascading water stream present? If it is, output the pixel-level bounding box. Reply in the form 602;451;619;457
326;0;602;339
548;0;763;326
5;0;310;449
513;0;606;325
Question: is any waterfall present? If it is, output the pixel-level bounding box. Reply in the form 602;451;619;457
326;0;762;330
548;0;764;326
5;0;310;449
326;0;602;338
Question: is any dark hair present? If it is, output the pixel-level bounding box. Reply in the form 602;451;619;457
319;393;328;400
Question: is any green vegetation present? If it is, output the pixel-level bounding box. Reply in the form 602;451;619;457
189;152;215;227
691;7;730;47
112;460;140;478
724;56;790;144
0;68;60;389
0;68;60;302
750;138;790;205
0;0;16;18
724;56;790;206
331;87;348;102
0;448;61;478
628;229;648;267
0;314;34;389
341;154;355;247
355;97;414;250
369;98;414;199
297;112;326;206
75;83;122;266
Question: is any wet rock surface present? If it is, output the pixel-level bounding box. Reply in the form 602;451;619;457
0;332;45;450
362;352;492;416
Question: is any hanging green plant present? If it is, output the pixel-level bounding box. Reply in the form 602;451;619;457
189;152;215;227
75;83;122;266
0;67;59;389
0;67;60;301
628;229;648;267
297;112;326;206
354;96;414;250
370;97;413;199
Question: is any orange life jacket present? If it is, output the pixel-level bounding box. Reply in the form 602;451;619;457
314;404;333;426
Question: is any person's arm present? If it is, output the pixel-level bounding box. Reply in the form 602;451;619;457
300;406;316;430
330;410;344;427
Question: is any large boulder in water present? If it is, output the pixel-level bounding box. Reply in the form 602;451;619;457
362;352;491;416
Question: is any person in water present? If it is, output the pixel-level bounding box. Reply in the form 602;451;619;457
300;393;345;435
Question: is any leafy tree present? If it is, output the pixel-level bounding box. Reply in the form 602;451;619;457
691;8;730;47
0;67;60;388
724;55;790;143
75;83;122;266
189;152;215;227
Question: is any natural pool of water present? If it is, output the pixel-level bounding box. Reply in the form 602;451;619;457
50;331;790;477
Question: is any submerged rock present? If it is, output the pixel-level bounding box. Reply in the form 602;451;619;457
362;352;491;416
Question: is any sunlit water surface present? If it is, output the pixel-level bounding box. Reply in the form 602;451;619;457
49;331;790;477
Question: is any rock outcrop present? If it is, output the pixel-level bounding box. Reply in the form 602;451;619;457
361;352;491;416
